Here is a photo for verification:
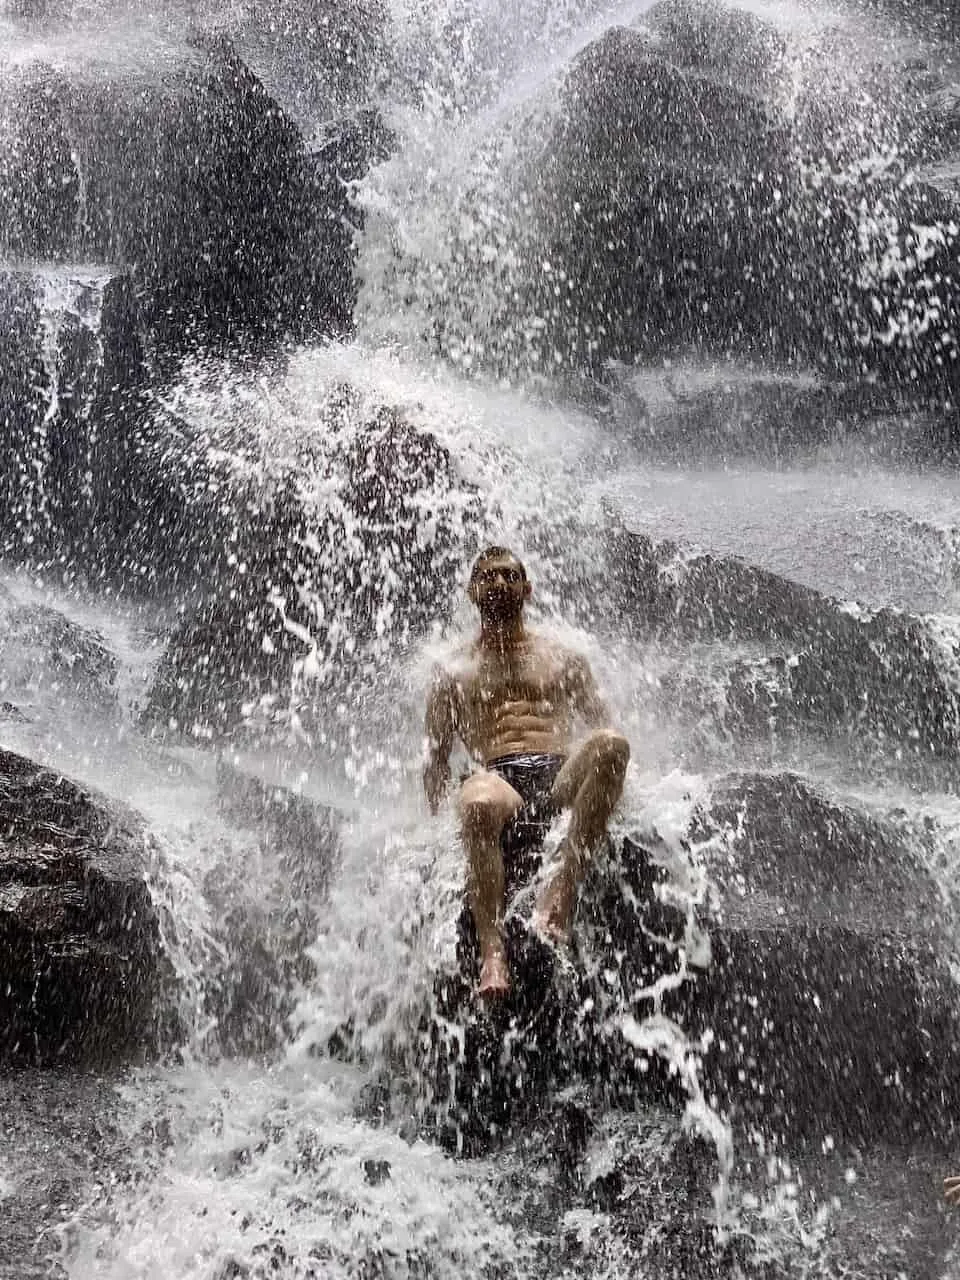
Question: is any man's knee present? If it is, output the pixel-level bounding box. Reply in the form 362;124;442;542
589;728;630;776
458;774;521;834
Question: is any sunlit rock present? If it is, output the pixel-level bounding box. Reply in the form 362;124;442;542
607;526;960;758
0;746;170;1064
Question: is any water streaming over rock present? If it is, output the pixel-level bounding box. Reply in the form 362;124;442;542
1;0;960;1277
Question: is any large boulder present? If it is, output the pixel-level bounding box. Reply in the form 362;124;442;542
407;771;960;1150
605;526;960;759
675;772;960;1141
0;747;171;1063
522;9;960;409
143;386;480;736
525;22;856;375
0;40;353;356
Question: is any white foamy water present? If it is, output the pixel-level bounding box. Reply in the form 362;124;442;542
0;0;958;1275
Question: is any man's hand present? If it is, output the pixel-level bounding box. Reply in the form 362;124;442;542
944;1176;960;1206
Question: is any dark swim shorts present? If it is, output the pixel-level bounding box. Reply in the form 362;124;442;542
488;753;565;896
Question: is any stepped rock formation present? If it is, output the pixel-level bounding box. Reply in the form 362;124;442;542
0;747;170;1064
0;37;390;575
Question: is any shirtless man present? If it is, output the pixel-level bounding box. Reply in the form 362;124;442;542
422;546;630;999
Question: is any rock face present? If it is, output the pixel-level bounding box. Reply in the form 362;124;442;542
415;771;960;1151
528;21;851;374
0;599;119;711
0;264;141;565
605;526;960;759
678;772;960;1141
0;39;392;574
201;761;341;1055
0;42;352;354
524;7;960;408
0;747;169;1064
144;392;479;735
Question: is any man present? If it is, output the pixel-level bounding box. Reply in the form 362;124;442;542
422;546;630;1000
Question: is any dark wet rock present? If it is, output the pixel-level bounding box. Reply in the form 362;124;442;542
415;835;691;1153
0;602;118;708
606;368;960;465
606;525;960;758
0;746;169;1064
362;1157;391;1185
525;13;960;409
412;770;960;1150
644;0;788;100
0;41;356;358
526;23;855;375
675;772;960;1142
214;0;387;125
143;392;479;736
199;761;341;1055
0;263;142;565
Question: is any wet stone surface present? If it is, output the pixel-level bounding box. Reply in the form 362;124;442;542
0;747;170;1065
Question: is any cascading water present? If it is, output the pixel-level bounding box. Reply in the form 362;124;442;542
1;0;960;1276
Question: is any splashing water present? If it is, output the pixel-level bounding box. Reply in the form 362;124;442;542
0;0;957;1276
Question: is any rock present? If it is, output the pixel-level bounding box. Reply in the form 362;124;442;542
0;601;118;710
411;770;960;1150
606;526;960;759
605;367;960;465
198;761;341;1055
0;263;141;565
526;23;852;376
0;39;355;358
143;390;479;736
674;772;960;1141
523;11;960;411
0;746;170;1064
644;0;787;99
212;0;387;125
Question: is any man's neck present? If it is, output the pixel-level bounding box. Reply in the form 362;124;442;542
478;615;527;651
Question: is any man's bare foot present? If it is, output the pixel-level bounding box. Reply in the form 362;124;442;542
478;948;511;1000
533;863;578;946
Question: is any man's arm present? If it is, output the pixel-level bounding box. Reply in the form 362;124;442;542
567;652;610;729
423;668;457;814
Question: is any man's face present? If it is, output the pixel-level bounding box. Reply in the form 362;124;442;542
469;555;530;619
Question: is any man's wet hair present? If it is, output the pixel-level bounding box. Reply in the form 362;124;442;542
469;546;527;583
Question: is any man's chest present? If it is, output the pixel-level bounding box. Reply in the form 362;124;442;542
460;652;570;709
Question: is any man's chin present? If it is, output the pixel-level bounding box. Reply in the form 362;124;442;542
480;600;522;624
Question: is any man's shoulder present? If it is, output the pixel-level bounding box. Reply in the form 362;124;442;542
432;642;479;683
530;629;589;668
